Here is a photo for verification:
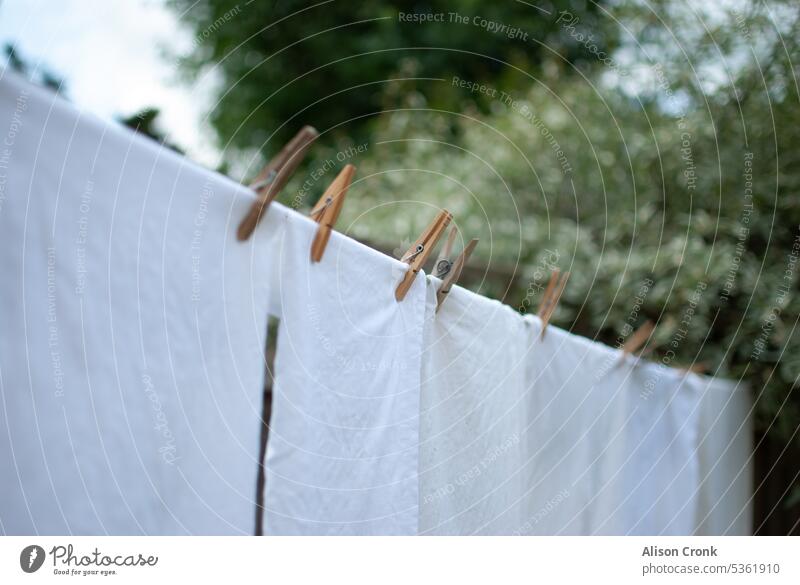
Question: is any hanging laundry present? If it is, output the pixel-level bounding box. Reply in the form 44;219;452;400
516;315;612;535
419;280;529;535
261;206;427;535
0;72;753;538
693;376;753;535
420;280;752;536
0;73;273;534
586;359;704;535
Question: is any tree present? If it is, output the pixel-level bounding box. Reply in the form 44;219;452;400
118;108;185;154
3;43;67;94
168;0;615;158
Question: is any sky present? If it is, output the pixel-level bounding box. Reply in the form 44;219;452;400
0;0;220;165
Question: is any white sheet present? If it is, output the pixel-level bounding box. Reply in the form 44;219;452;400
693;376;753;535
419;285;729;535
520;320;706;535
517;316;611;535
587;360;703;535
0;73;272;534
419;281;529;535
261;206;427;535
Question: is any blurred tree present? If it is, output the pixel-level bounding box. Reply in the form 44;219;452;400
168;0;615;160
3;43;67;94
118;108;185;154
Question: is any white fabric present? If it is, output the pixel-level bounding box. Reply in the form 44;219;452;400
420;283;723;535
0;73;272;535
587;359;703;535
518;316;611;535
419;281;529;535
261;206;426;535
521;320;705;535
693;376;753;535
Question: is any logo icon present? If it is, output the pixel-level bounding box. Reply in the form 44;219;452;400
20;545;45;573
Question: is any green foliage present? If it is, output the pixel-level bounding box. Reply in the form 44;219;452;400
168;0;614;153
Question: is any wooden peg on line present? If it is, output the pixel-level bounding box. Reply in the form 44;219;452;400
237;125;319;241
621;320;655;357
395;210;452;302
436;238;478;312
538;269;569;339
611;320;656;370
309;164;355;262
434;226;459;278
679;362;708;374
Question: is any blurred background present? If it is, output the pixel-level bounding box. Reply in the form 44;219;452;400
2;0;798;534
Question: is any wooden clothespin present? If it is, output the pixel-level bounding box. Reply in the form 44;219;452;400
538;269;569;339
434;226;459;278
612;320;656;370
237;125;319;241
621;320;655;357
309;164;355;262
436;238;478;312
395;210;452;302
679;362;708;374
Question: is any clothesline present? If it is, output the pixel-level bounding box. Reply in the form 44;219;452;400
235;129;752;536
258;200;753;535
0;72;752;537
241;126;703;373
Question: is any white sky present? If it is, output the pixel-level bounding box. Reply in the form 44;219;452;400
0;0;221;165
